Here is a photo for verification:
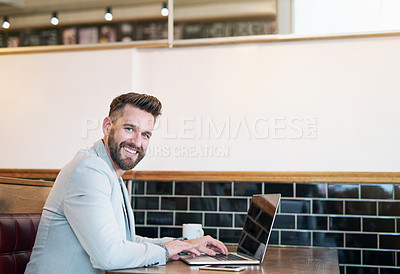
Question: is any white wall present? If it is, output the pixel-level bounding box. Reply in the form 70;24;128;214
1;36;399;171
293;0;400;34
0;49;134;168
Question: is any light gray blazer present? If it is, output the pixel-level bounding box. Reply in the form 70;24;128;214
25;140;172;274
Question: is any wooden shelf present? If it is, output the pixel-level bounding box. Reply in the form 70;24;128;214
0;169;399;184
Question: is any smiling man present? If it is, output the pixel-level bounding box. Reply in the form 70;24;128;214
25;92;227;274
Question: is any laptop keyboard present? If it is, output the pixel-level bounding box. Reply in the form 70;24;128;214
214;253;248;261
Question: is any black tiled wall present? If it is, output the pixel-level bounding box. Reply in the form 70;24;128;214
128;180;400;274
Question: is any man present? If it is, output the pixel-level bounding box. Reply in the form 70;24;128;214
26;92;227;273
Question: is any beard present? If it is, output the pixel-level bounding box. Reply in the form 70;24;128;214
107;128;145;170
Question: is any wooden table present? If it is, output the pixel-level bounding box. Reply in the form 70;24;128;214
107;247;340;274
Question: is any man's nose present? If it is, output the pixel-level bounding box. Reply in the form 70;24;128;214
130;132;142;147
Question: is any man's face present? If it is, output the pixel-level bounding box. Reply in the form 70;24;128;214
107;105;155;171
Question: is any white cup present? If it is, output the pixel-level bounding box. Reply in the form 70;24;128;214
182;223;204;240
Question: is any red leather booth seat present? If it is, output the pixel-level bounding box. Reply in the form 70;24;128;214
0;214;41;274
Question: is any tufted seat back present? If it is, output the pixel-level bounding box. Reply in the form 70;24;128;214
0;213;41;274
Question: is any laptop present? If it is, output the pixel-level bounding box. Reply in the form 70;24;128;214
180;193;281;265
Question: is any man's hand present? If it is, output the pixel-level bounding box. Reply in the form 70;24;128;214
163;240;200;260
163;235;228;261
185;235;228;257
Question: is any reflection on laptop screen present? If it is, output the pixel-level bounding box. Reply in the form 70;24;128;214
236;194;279;260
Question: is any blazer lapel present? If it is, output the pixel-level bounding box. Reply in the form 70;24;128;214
119;179;135;240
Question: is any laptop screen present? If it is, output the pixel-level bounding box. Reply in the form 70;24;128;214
236;194;280;261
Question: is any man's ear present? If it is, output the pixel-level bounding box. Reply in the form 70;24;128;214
103;117;112;136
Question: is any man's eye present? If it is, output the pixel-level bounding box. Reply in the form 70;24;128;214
142;133;150;139
125;128;133;132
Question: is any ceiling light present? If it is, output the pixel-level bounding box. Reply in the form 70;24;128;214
2;16;10;29
161;2;169;17
50;12;59;25
105;7;113;21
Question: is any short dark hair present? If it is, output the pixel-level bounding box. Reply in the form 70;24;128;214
109;92;162;122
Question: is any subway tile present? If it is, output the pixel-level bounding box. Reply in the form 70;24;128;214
147;212;173;225
204;228;217;239
280;199;310;213
346;266;378;274
281;231;311;246
234;214;247;228
190;197;217;211
219;229;242;243
132;180;145;194
147;181;172;195
339;266;344;273
269;230;279;245
328;184;359;199
380;268;400;274
160;227;181;238
362;250;395;266
205;213;233;227
264;182;294;197
204;182;232;196
361;184;393;199
274;214;295;229
346;201;377;216
363;217;395;233
133;211;145;224
296;183;326;198
234;182;262;196
379;234;400;250
130;178;400;273
398;253;400;268
297;215;327;230
330;216;361;231
175;181;202;195
313;232;344;247
161;197;187;210
397;218;400;233
345;233;377;248
175;212;202;225
132;178;400;274
136;226;158;238
133;197;159;210
220;198;248;212
313;200;343;214
337;249;361;265
379;201;400;216
395;185;400;200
